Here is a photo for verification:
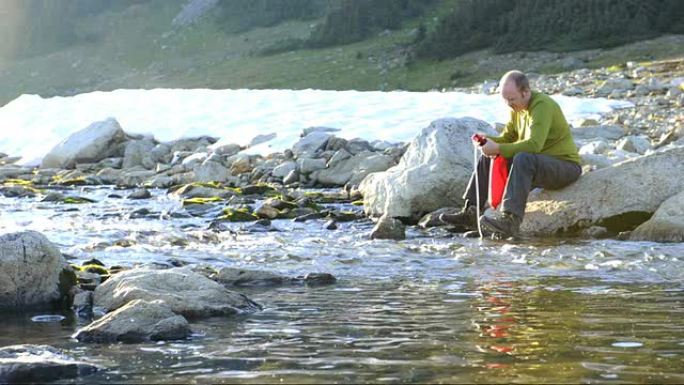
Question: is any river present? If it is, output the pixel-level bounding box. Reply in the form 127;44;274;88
1;186;683;383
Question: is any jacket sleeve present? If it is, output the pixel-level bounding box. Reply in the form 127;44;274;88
488;110;518;144
497;101;552;158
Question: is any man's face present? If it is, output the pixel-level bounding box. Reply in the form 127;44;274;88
500;82;530;112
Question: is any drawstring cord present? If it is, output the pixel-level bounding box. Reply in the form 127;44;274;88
473;143;483;239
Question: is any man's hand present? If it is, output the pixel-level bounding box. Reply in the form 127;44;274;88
481;139;500;157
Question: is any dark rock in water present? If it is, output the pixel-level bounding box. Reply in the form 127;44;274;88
41;191;66;202
107;194;123;199
0;344;99;383
370;214;406;240
580;226;610;239
128;208;157;219
82;258;105;267
418;207;460;228
0;186;37;198
293;212;328;222
72;289;94;319
73;299;191;343
302;273;337;286
127;188;152;200
216;268;288;287
324;220;338;230
330;211;363;222
241;184;277;195
167;258;189;267
242;220;280;233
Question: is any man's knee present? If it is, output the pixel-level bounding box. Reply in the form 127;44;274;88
512;152;536;169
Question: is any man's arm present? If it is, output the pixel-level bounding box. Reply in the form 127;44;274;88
497;103;552;158
488;111;518;144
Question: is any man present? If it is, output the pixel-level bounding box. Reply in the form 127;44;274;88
440;70;582;237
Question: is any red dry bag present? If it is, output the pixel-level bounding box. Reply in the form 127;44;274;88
488;156;508;209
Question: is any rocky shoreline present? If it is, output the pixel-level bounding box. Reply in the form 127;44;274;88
1;59;683;382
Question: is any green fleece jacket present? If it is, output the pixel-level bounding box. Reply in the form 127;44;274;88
489;91;581;164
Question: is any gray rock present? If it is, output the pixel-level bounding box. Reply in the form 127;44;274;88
359;117;496;219
227;153;253;174
248;133;277;148
370;214;406;240
522;146;684;235
572;124;626;141
254;204;279;219
559;56;584;70
297;158;327;174
345;139;373;155
630;191;684;242
325;137;348;152
170;184;236;200
181;152;209;168
292;132;332;157
301;126;340;137
215;268;288;287
580;153;615;170
127;188;152;200
211;143;242;157
123;140;156;169
95;168;123;184
579;139;610;155
0;166;32;179
146;143;172;166
616;135;651;155
74;299;191;343
324;219;338;230
41;118;127;169
418;207;460;228
193;160;231;183
327;148;352;168
93;268;261;318
597;78;634;95
0;231;68;308
313;152;394;187
0;345;98;383
272;161;297;178
283;169;299;185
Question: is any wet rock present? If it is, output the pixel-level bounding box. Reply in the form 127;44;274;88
219;208;259;222
630;191;684;242
360;117;496;220
302;272;337;286
94;268;261;318
345;139;373;155
418;207;459;228
580;226;610;239
293;212;328;222
522;146;684;235
74;299;191;343
324;219;338;230
254;203;279;219
0;231;69;308
215;268;288;287
370;214;406;240
72;289;94;318
41;118;127;169
170;184;236;199
0;185;37;198
127;188;152;200
228;153;253;174
0;345;99;383
327;148;352;168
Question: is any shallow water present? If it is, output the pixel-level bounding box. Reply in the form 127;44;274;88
1;187;683;383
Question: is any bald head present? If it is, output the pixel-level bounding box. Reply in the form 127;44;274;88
500;70;531;112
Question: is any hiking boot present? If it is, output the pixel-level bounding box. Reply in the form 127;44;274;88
480;210;521;238
439;206;477;229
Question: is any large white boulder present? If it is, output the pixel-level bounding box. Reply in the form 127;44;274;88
93;268;261;318
359;117;496;219
41;118;127;169
0;231;69;308
522;146;684;235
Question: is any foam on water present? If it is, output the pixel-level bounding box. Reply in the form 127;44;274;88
0;88;632;165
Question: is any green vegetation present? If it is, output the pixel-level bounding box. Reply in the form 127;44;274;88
182;197;224;206
218;208;259;222
0;0;683;105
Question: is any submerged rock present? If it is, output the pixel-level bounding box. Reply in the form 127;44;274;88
0;345;99;383
215;268;337;287
360;117;496;220
0;231;70;308
93;268;261;318
74;299;191;343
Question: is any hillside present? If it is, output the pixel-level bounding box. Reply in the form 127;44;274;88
1;0;683;106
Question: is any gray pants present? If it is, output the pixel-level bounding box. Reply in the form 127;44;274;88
463;152;582;219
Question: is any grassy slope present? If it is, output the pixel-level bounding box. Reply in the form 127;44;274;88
1;0;683;106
